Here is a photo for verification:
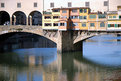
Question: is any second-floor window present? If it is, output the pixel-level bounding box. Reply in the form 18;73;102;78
80;16;87;19
82;23;86;27
34;2;37;7
70;16;79;19
72;9;77;13
44;16;51;19
53;9;60;12
53;23;58;26
45;23;52;26
17;3;21;8
60;23;65;26
100;22;105;27
90;23;95;27
1;3;4;8
53;16;60;19
62;10;67;13
89;15;96;19
119;16;121;19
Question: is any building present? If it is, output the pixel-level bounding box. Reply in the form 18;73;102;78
79;7;90;30
107;6;121;31
44;0;121;12
88;12;98;31
0;0;43;25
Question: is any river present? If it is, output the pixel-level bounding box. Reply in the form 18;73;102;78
0;34;121;81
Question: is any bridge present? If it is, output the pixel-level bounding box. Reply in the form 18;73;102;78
0;25;120;53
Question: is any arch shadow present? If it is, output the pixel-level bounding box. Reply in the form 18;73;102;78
12;11;27;25
28;11;42;26
0;11;10;25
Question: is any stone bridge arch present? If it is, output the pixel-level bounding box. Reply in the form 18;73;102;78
0;26;58;44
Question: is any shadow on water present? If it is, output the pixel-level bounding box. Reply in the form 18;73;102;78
1;33;121;81
0;32;56;52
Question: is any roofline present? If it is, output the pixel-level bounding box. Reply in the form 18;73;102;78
52;7;90;10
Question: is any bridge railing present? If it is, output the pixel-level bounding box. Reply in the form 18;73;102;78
0;25;42;32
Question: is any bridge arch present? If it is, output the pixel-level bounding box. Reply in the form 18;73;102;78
0;11;10;25
12;11;27;25
0;31;57;52
28;11;42;26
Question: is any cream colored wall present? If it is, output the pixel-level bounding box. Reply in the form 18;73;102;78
0;0;43;17
44;0;121;12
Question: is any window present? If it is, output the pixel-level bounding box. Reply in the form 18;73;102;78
84;9;87;13
63;16;67;18
50;3;54;7
72;9;77;13
68;2;72;7
44;23;52;26
80;16;87;19
108;24;111;27
98;14;106;18
113;16;116;18
109;16;112;18
115;24;118;27
118;24;121;27
82;23;86;27
108;24;114;27
85;2;90;7
53;23;58;26
17;3;21;8
70;16;79;19
100;22;105;27
80;9;83;13
119;16;121;19
60;23;65;26
53;16;60;19
34;2;37;7
84;16;87;19
44;16;51;19
62;10;67;13
90;23;95;27
89;15;96;19
1;3;4;8
104;1;108;6
53;9;60;12
80;16;83;19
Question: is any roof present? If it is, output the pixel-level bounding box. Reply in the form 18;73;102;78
52;7;90;10
107;11;118;15
89;12;98;14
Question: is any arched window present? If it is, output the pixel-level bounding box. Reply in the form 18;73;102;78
100;22;105;27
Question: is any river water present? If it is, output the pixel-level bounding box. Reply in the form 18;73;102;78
0;34;121;81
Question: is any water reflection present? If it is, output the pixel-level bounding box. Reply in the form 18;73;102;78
0;34;121;81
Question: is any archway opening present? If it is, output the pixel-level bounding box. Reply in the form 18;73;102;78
12;11;26;25
28;11;42;26
0;32;56;52
0;11;10;25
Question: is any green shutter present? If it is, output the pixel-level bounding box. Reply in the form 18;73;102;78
108;24;110;27
115;24;118;28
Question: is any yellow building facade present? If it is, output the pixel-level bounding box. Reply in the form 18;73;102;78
79;8;90;30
